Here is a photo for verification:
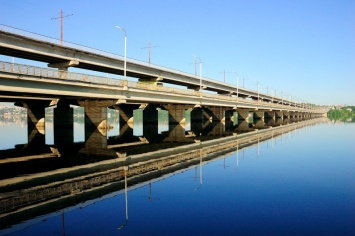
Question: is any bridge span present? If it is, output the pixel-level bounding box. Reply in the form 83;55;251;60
0;27;327;147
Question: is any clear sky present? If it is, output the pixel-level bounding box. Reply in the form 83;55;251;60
0;0;354;106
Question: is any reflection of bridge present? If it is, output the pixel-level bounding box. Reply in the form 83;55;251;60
0;118;325;230
0;28;327;156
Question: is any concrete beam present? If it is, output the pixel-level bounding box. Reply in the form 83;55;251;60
48;60;79;70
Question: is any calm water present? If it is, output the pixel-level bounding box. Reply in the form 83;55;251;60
0;117;354;235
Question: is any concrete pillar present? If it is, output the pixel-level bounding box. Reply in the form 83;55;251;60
78;100;116;130
237;109;250;120
163;104;192;124
78;100;117;146
191;106;205;123
275;111;283;119
141;104;159;124
113;104;140;124
205;106;227;122
254;110;265;120
82;128;109;154
225;110;235;121
255;119;266;129
235;120;254;132
266;118;276;127
15;100;49;147
163;124;195;143
207;122;226;136
265;111;275;120
53;99;74;148
283;111;290;119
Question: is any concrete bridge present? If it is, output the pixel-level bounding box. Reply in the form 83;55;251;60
0;27;327;146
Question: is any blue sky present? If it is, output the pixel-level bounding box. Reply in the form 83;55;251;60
0;0;354;106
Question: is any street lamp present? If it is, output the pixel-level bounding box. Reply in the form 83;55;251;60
231;71;239;100
118;166;129;229
256;81;260;103
115;26;127;90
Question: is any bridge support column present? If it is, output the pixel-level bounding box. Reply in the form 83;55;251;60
236;109;248;120
205;106;227;122
191;106;209;123
163;104;192;124
255;119;266;129
275;111;283;119
16;100;49;147
78;100;116;147
164;124;195;143
254;110;265;120
138;104;159;124
208;122;227;136
113;104;140;124
235;120;254;132
53;100;74;148
283;111;290;119
225;110;235;121
265;111;275;120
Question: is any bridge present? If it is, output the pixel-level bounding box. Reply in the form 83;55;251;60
0;26;327;150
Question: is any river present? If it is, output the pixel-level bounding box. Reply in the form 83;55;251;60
0;116;354;235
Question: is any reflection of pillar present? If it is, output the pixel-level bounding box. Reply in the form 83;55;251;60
15;100;49;147
53;100;74;146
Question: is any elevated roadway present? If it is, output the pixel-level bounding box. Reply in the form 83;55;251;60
0;61;318;113
0;27;303;107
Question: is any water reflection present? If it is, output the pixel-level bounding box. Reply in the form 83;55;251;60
0;117;327;232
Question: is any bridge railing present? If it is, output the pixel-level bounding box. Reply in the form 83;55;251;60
0;61;318;112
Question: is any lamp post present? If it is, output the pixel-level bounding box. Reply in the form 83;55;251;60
115;26;127;89
118;166;129;230
256;81;260;103
231;71;239;101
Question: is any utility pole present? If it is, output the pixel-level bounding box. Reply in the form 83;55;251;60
142;42;159;65
51;10;73;45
